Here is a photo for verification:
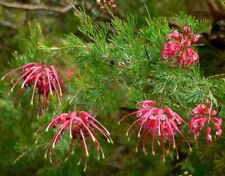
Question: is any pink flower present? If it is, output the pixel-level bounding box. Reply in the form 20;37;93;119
118;100;191;160
189;99;223;143
40;111;113;172
161;26;201;68
66;69;74;78
2;63;63;115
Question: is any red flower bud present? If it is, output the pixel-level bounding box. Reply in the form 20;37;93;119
189;100;223;143
206;127;212;144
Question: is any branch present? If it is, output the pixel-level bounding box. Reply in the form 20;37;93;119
0;20;17;31
207;73;225;79
0;1;73;14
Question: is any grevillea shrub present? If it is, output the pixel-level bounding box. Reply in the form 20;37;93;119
2;3;225;176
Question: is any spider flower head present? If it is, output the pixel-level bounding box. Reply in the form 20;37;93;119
41;111;113;172
2;63;63;115
189;99;223;143
161;26;201;68
119;100;191;160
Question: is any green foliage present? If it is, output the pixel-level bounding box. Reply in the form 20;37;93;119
220;0;225;9
171;12;210;33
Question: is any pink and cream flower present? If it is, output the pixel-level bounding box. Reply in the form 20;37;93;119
161;26;201;68
119;100;191;160
2;63;63;115
41;111;112;171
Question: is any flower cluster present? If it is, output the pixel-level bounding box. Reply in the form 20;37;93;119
161;26;201;68
96;0;116;12
189;99;223;143
42;111;113;171
2;63;63;115
119;100;191;160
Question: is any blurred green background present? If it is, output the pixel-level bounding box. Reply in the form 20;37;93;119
1;0;225;176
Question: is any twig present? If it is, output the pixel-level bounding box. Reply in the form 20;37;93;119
0;1;73;14
144;45;151;61
13;143;46;164
0;20;17;31
207;73;225;79
193;44;205;46
103;60;133;70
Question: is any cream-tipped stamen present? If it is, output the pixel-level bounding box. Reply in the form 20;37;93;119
77;161;81;166
107;138;111;143
143;148;147;155
102;152;105;159
135;147;138;153
44;150;48;159
110;139;114;144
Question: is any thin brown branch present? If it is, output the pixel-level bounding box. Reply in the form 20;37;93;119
0;1;73;14
207;73;225;79
0;20;17;31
